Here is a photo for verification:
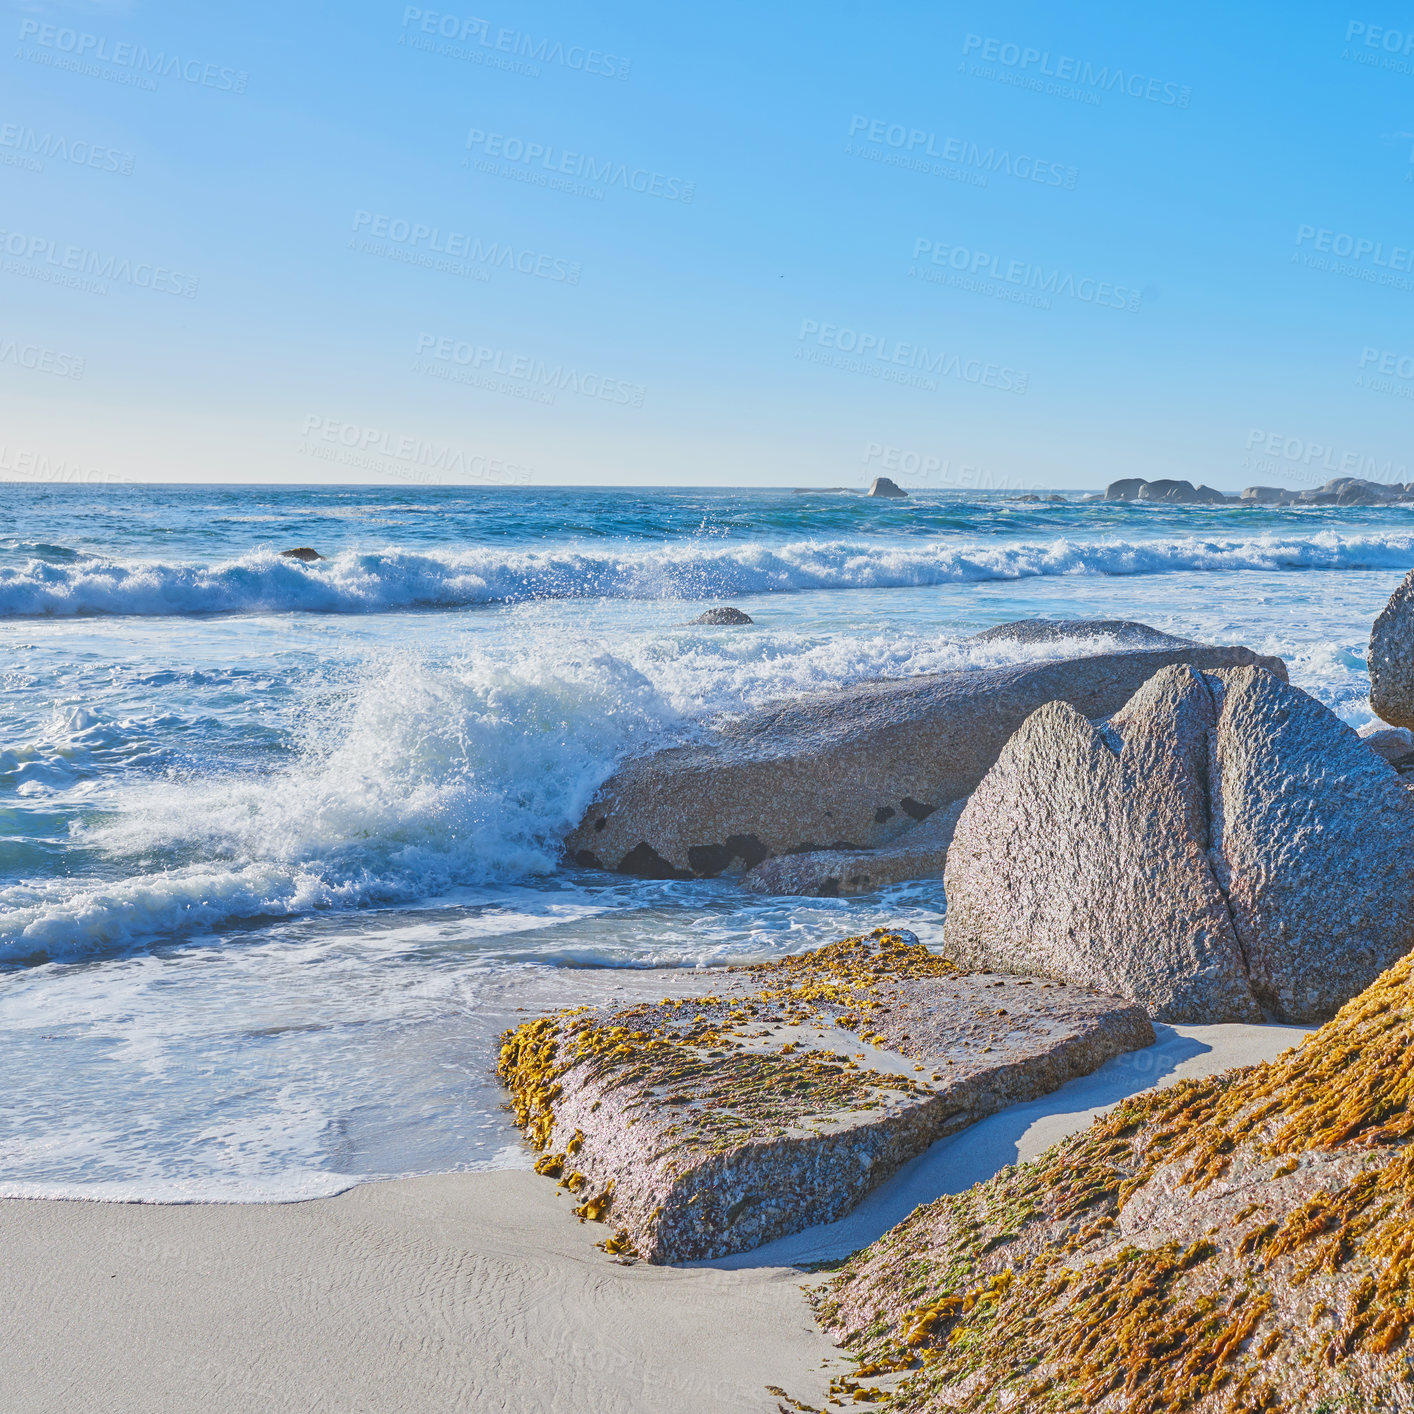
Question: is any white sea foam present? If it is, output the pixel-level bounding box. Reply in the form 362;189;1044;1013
0;604;1363;964
2;530;1413;617
0;647;686;959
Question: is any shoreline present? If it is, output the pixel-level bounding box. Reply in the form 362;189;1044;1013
2;1019;1310;1413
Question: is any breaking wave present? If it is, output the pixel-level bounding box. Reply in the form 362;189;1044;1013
3;530;1414;618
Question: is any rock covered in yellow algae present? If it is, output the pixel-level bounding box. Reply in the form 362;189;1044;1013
497;928;1153;1264
814;950;1414;1412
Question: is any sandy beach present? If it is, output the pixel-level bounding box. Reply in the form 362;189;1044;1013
1;1018;1308;1414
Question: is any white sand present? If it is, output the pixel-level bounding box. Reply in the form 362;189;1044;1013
0;1020;1309;1413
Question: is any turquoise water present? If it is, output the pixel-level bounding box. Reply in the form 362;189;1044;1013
0;483;1406;1198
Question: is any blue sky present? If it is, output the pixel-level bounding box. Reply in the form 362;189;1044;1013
2;0;1412;491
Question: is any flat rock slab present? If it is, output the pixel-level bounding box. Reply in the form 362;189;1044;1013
498;930;1154;1264
566;637;1287;880
741;801;965;897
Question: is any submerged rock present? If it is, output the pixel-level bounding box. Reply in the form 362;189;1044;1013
279;547;323;562
497;929;1152;1263
566;636;1287;880
971;618;1192;649
688;606;753;625
868;477;908;498
814;951;1414;1412
1369;569;1414;730
944;664;1414;1023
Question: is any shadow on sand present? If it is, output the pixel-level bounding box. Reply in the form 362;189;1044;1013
704;1021;1310;1272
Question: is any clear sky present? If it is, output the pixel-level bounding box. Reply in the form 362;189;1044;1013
2;0;1412;491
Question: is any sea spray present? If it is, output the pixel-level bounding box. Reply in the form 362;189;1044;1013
0;647;680;957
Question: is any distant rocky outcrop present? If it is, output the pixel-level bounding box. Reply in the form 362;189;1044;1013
498;929;1152;1263
868;477;908;498
1106;478;1233;504
566;632;1287;880
1242;477;1414;508
815;951;1414;1412
1369;569;1414;730
688;606;753;626
279;547;324;562
944;664;1414;1023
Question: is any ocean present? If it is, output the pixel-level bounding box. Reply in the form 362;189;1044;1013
0;481;1406;1201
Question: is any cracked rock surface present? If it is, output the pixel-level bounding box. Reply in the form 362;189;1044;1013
944;664;1414;1023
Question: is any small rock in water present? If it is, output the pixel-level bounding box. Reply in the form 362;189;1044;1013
279;547;323;562
689;606;753;626
867;477;908;498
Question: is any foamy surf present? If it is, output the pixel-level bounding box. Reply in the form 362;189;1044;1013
3;529;1414;617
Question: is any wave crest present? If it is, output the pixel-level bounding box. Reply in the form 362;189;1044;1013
2;531;1413;618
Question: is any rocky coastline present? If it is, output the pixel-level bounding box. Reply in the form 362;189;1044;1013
494;567;1414;1409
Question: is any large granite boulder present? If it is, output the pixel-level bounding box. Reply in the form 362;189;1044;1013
814;951;1414;1413
1369;568;1414;729
567;631;1287;880
944;664;1414;1023
498;929;1152;1263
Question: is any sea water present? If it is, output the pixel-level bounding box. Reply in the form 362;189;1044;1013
0;482;1405;1200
